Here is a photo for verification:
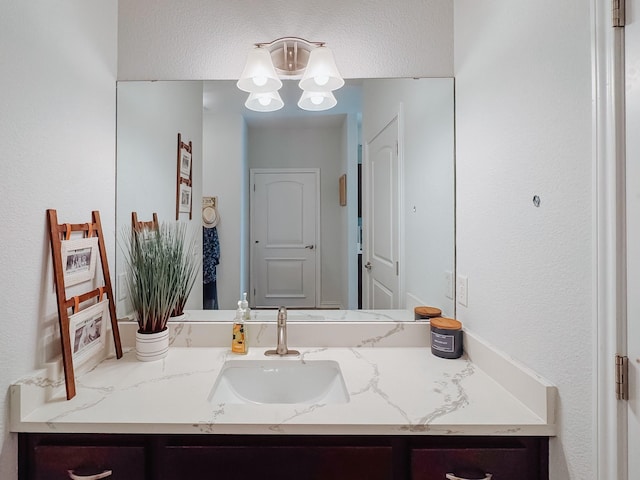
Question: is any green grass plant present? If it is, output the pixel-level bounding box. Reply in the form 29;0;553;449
122;222;199;334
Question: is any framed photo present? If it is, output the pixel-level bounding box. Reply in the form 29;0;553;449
179;183;192;213
61;237;99;287
179;145;192;179
69;299;108;367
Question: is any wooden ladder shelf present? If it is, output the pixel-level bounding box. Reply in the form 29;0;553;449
47;209;123;400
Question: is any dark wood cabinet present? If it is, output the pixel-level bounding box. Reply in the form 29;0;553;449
162;446;392;479
19;433;548;480
20;434;146;480
410;437;548;480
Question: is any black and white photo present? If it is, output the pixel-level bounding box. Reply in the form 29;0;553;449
180;145;191;179
61;237;99;286
69;299;108;366
179;183;192;213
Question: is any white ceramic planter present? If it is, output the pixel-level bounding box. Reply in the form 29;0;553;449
169;312;188;322
135;328;169;362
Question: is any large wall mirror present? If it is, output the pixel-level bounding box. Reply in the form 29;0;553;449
116;78;455;320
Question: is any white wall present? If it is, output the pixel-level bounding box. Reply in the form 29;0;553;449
247;123;347;308
202;112;247;309
117;0;453;80
116;81;204;316
0;1;118;478
362;78;456;317
454;1;593;478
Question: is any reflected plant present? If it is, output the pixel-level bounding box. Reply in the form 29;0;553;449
171;225;200;318
121;222;199;333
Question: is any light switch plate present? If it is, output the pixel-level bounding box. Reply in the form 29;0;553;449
118;273;127;301
445;271;454;300
456;275;468;307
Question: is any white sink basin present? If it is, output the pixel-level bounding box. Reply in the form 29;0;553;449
209;360;349;405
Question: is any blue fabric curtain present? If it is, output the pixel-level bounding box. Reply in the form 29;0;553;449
203;226;220;309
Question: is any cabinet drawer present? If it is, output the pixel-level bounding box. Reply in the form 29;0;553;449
32;445;145;480
412;446;542;480
162;445;393;480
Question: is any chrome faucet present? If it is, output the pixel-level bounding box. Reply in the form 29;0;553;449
265;306;299;357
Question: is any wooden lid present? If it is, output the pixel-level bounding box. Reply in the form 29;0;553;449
414;306;442;318
430;317;462;330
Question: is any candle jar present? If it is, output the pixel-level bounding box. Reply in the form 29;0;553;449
430;317;463;359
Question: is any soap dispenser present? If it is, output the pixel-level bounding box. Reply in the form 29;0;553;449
231;301;248;354
241;292;251;321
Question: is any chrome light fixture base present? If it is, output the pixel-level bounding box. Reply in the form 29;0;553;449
256;37;322;78
237;37;344;112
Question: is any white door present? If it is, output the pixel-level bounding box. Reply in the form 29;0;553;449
250;169;319;308
626;1;640;477
363;117;400;309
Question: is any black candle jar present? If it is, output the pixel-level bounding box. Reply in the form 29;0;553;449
430;317;463;359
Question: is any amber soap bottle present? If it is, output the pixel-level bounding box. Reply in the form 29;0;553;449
231;302;248;354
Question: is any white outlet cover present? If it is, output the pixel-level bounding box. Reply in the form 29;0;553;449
456;275;468;307
445;271;454;300
118;273;127;301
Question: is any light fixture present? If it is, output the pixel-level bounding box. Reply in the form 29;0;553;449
297;91;337;111
244;91;284;112
298;46;344;92
237;37;344;112
236;47;282;93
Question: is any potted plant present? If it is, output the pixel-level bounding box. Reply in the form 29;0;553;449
121;221;199;361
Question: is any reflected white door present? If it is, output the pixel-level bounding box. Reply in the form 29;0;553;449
363;117;399;309
250;169;319;308
627;1;640;477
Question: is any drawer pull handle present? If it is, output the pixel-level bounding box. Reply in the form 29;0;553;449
446;474;492;480
68;470;113;480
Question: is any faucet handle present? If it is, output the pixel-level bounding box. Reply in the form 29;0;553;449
265;305;298;357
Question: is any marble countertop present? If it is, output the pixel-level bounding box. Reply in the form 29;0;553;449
10;311;556;437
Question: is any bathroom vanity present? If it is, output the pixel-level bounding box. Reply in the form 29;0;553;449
11;312;555;479
19;433;548;479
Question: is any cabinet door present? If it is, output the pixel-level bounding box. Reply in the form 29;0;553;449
162;445;393;480
32;445;145;480
411;447;543;480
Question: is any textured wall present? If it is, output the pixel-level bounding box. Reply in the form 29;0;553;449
454;1;593;478
117;0;453;80
0;1;118;478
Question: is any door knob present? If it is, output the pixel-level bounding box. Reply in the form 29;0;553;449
305;245;315;249
364;261;372;271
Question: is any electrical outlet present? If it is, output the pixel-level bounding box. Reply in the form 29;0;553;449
445;271;454;300
118;273;127;301
456;275;468;307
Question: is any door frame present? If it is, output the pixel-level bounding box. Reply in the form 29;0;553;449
592;0;627;477
249;167;321;308
362;110;405;309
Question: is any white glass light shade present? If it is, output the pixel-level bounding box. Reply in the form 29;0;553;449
297;90;337;111
298;46;344;92
237;48;283;93
245;91;284;112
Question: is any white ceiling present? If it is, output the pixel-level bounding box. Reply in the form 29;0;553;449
117;0;453;80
